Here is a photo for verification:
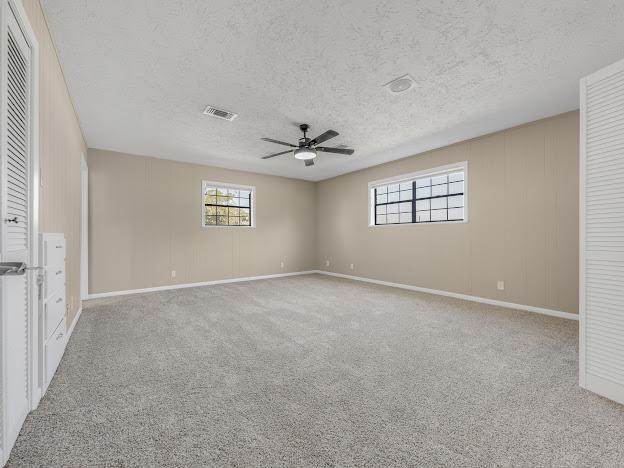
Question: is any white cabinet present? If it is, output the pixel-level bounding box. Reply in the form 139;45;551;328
39;233;66;394
580;58;624;405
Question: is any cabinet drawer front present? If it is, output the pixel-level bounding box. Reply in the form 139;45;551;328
45;319;66;381
44;237;65;266
44;267;65;300
44;294;65;339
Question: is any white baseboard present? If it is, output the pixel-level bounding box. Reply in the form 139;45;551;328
87;271;318;299
315;270;579;321
66;306;83;343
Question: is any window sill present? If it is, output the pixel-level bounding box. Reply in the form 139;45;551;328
368;220;468;228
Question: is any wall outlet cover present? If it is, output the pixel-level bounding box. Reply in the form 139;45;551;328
171;270;176;278
497;280;505;291
325;260;330;267
349;264;354;270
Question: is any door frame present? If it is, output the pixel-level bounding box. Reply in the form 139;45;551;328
80;152;88;299
0;0;39;464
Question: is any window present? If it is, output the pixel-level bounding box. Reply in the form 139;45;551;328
202;181;254;227
369;163;467;226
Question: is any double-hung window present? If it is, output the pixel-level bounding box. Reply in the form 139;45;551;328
202;181;255;227
369;162;467;226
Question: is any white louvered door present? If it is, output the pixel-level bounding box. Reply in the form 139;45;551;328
1;5;32;456
580;58;624;405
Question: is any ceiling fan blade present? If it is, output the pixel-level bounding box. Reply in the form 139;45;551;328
261;150;292;159
310;130;338;145
304;159;315;167
316;146;354;155
261;137;297;147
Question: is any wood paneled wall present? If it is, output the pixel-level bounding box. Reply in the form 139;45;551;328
23;0;87;324
316;111;579;314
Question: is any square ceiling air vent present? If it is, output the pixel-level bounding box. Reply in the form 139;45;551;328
203;105;237;121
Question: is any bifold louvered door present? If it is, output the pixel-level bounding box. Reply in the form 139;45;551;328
1;4;33;456
580;58;624;405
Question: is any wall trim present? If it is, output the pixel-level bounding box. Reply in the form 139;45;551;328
66;307;82;343
87;271;318;299
315;270;579;321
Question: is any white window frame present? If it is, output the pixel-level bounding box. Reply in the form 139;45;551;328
201;181;256;228
368;161;468;227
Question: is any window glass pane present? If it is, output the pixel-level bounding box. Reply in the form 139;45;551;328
216;195;226;205
416;211;430;222
416;187;431;199
228;189;239;197
376;185;387;195
400;190;412;201
229;197;239;206
399;202;411;212
229;207;240;216
399;182;412;191
448;195;464;208
399;212;412;223
240;216;251;226
239;197;250;207
205;216;216;225
228;216;240;226
431;209;447;222
432;184;448;197
449;171;464;183
205;187;217;196
217;206;227;216
449;181;464;194
216;188;227;196
448;207;464;220
431;197;447;210
376;214;387;225
431;174;447;186
387;191;399;203
387;204;399;214
416;177;430;188
217;215;227;225
239;190;251;199
416;199;430;211
376;205;387;215
376;194;387;204
206;206;217;216
388;183;400;193
387;213;399;224
240;208;250;217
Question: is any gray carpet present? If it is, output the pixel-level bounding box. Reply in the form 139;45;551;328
7;274;624;467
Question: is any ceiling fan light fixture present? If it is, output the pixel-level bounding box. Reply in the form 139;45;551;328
294;147;317;160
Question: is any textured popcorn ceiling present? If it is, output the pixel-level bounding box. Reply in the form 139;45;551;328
41;0;624;181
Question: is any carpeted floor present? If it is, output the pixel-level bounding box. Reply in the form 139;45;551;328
7;274;624;466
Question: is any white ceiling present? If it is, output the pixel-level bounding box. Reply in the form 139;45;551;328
41;0;624;181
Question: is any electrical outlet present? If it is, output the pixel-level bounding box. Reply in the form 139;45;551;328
171;270;176;278
325;260;330;267
280;261;284;269
349;263;354;270
497;280;505;291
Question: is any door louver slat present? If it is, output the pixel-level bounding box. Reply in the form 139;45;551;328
581;60;624;405
5;32;29;252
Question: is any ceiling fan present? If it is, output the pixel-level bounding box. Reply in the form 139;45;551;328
261;124;354;167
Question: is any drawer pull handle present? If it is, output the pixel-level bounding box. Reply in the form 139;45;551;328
56;298;63;304
56;270;62;275
55;245;62;249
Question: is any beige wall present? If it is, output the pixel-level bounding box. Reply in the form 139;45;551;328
88;149;316;294
316;111;579;314
23;1;87;324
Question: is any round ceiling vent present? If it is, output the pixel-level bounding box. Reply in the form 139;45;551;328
383;74;415;94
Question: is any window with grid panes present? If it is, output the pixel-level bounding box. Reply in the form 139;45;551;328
372;165;465;225
203;182;254;227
